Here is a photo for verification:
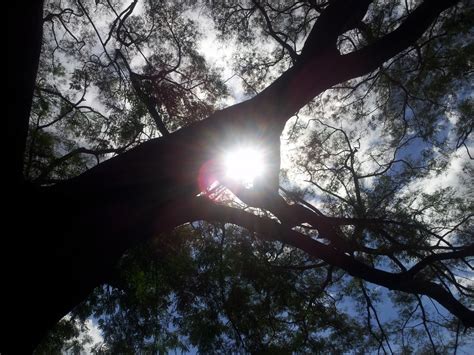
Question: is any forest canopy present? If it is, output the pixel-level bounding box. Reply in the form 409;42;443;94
5;0;473;353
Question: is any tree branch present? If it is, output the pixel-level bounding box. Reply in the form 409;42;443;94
116;49;170;136
246;0;459;131
252;0;299;63
192;198;474;328
35;147;128;183
407;245;474;277
339;0;460;80
300;0;372;59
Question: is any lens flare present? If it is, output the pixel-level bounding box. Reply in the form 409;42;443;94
223;147;264;187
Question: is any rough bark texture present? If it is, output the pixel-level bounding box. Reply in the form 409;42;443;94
4;0;471;352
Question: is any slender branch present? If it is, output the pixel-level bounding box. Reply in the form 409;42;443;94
361;282;394;354
116;49;170;136
407;245;474;277
35;147;127;183
252;0;298;63
415;295;438;354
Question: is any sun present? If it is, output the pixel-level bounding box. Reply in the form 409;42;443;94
223;147;265;187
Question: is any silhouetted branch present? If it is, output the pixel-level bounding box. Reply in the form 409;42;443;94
252;0;299;63
35;146;128;183
193;197;474;328
407;245;474;277
116;49;170;136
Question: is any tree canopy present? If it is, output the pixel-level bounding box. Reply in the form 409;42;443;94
5;0;474;353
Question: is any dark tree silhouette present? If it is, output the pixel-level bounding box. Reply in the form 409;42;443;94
5;0;473;352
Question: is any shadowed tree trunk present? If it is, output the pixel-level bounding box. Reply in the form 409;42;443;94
8;0;45;185
4;0;472;352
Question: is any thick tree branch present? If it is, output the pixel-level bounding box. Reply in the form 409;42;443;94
39;0;462;196
339;0;460;80
193;198;474;328
300;0;372;59
245;0;459;133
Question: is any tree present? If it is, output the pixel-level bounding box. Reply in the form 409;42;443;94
5;0;473;352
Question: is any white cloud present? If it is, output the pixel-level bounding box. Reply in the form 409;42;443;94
409;148;473;198
81;319;104;353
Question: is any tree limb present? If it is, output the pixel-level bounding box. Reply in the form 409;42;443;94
193;197;474;328
339;0;460;80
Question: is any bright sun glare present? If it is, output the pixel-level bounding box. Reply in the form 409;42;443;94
224;147;264;187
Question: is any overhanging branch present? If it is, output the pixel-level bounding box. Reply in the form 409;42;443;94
246;0;459;131
191;197;474;328
339;0;460;80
